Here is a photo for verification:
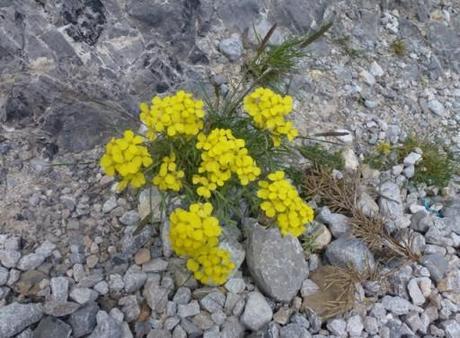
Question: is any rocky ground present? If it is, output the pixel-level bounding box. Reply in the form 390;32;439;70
1;0;460;337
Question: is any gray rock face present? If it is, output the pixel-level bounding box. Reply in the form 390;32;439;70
50;277;69;302
381;295;414;315
120;210;141;226
0;250;21;268
245;224;308;302
69;302;99;338
44;301;80;317
327;318;347;336
143;277;170;313
317;207;352;237
0;302;43;338
219;35;243;61
378;181;403;227
444;200;460;235
0;266;8;285
69;287;99;304
17;253;45;271
421;254;449;282
325;237;375;273
33;316;72;338
221;316;245;338
280;323;311;338
88;311;122;338
240;292;273;331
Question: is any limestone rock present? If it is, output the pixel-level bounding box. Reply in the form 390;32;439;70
246;224;308;302
325;237;375;273
0;302;43;337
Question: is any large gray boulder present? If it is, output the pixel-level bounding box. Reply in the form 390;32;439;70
245;223;308;302
0;302;43;337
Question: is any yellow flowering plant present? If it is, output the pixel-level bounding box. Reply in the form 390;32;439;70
99;87;316;285
98;24;335;285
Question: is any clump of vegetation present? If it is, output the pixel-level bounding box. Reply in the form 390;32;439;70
99;24;333;286
244;22;332;86
297;144;344;171
364;141;396;171
397;136;456;188
390;39;406;56
365;137;456;188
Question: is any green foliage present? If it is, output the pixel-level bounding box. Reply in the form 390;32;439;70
398;136;456;188
297;144;344;171
244;22;332;87
391;39;406;57
300;231;320;255
365;136;456;188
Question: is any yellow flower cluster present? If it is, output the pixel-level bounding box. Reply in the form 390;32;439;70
257;171;314;237
140;90;205;139
169;203;222;256
376;141;392;155
153;154;185;192
186;247;236;285
169;202;235;285
243;87;298;146
193;128;261;198
100;130;153;190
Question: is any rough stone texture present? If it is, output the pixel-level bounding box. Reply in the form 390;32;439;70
43;301;80;317
240;292;273;331
69;302;99;337
325;237;376;273
245;224;308;302
421;254;449;282
444;200;460;235
379;181;403;227
317;208;352;238
0;302;43;337
33;316;72;338
50;277;69;302
381;296;414;315
87;311;122;338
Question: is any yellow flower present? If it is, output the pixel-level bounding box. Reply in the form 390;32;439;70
169;203;222;256
243;88;298;146
99;130;152;190
376;142;392;155
194;128;260;198
153;153;185;192
186;247;235;285
258;170;314;237
140;91;205;139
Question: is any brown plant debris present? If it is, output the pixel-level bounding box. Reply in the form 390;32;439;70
303;167;420;261
302;265;368;319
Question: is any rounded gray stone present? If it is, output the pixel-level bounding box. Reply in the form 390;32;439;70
245;224;308;302
325;237;375;273
240;292;273;331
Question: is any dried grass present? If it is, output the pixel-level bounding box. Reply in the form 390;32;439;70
302;265;367;318
303;167;420;261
